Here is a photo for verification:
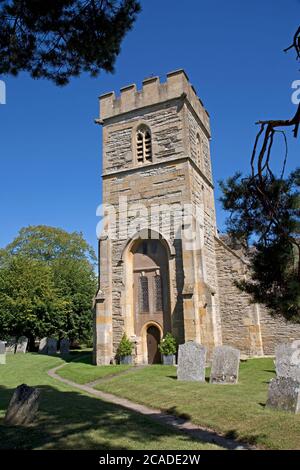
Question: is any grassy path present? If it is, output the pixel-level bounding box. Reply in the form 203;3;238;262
0;353;220;450
50;361;249;450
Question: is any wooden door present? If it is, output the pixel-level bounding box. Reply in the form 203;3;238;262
147;325;161;364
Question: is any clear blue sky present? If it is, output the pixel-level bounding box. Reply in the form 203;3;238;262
0;0;299;253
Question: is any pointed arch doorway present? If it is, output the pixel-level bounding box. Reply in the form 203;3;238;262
147;325;161;364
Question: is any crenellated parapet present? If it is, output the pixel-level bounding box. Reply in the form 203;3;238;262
99;69;210;134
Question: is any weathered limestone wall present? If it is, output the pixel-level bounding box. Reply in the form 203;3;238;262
185;103;222;350
187;108;212;182
215;236;300;356
103;101;185;174
259;310;300;355
96;70;222;363
188;164;222;349
103;158;190;354
215;237;263;356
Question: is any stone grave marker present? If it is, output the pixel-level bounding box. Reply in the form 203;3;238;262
16;336;28;354
47;338;57;355
38;337;48;354
0;340;6;365
6;337;16;353
266;340;300;413
177;341;206;382
266;377;300;414
4;384;40;425
275;341;300;382
60;338;70;356
210;345;240;384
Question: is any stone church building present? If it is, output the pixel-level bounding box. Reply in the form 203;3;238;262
93;69;300;365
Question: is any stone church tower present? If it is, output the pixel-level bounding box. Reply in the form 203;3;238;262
94;70;223;365
94;69;300;366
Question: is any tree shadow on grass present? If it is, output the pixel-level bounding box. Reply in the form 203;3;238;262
28;350;93;366
224;430;265;446
58;350;93;365
0;384;205;450
164;406;191;421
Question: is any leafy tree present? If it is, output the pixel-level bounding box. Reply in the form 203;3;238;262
5;225;96;263
0;225;97;346
0;0;141;85
0;255;69;347
51;257;97;345
220;169;300;321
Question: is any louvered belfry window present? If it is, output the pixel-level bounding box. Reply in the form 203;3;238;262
139;274;149;312
136;125;152;163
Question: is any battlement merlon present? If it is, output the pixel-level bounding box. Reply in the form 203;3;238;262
98;70;210;136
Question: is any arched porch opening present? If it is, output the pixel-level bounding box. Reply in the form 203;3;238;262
121;230;172;364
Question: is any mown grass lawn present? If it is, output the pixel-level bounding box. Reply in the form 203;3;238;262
0;353;219;450
88;357;300;450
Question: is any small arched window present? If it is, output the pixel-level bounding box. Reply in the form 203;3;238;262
196;133;202;168
136;125;152;163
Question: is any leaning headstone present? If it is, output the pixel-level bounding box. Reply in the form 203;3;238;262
6;337;16;353
38;337;48;354
0;340;6;365
210;345;240;384
39;338;48;354
266;377;300;414
60;338;70;356
16;336;28;354
47;338;57;355
177;341;206;382
4;384;40;426
275;341;300;382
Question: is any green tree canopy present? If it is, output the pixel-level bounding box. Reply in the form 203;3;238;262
0;255;68;340
0;225;97;346
0;0;141;85
3;225;96;263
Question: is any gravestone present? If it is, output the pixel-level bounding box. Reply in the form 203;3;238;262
4;384;40;425
266;377;300;414
6;337;16;353
210;345;240;384
0;340;6;365
275;341;300;382
47;338;57;355
16;336;28;354
60;338;70;356
177;341;206;382
266;340;300;413
38;337;48;354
